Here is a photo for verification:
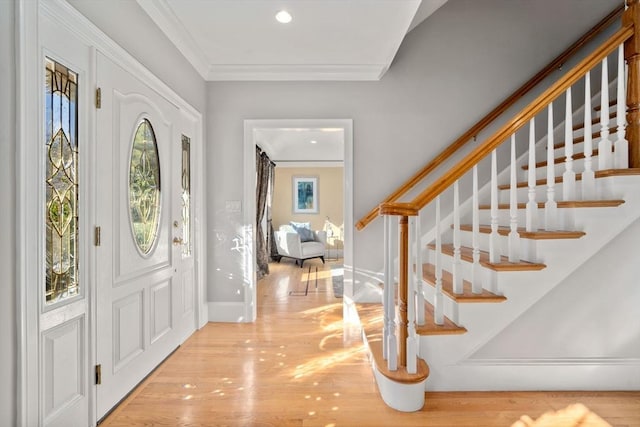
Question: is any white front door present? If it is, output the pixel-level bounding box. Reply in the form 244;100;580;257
95;52;195;420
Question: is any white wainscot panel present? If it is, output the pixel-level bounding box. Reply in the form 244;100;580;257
151;280;172;343
113;291;144;372
182;269;194;315
43;316;84;422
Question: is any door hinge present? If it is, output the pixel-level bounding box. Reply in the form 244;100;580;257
95;364;102;385
95;87;102;109
94;226;101;246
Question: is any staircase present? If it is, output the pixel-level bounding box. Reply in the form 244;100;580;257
354;3;640;412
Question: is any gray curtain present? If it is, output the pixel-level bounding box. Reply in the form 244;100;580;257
267;162;279;260
256;147;274;279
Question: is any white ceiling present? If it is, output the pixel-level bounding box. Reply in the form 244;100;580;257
137;0;448;81
256;127;344;166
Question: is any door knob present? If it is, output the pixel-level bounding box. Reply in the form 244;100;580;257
173;237;183;245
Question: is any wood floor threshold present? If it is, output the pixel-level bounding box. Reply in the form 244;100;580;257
368;340;430;384
428;243;546;271
420;263;506;303
479;199;625;210
457;224;586;240
498;168;640;189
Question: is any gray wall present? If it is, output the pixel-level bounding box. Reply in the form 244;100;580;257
1;0;16;423
206;0;620;302
66;0;207;113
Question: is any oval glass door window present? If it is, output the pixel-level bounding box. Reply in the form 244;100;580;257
129;119;161;255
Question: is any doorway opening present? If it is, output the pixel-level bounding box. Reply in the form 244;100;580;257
243;119;353;322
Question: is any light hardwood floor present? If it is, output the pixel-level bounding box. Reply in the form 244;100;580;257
101;259;640;426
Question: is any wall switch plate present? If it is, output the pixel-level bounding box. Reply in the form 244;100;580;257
225;200;242;213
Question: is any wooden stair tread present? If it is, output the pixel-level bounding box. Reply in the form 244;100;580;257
522;149;598;170
552;130;601;150
593;99;617;111
497;168;640;189
417;301;467;335
356;301;465;341
427;243;546;271
368;340;430;384
572;111;617;132
479;199;625;209
355;304;431;384
457;224;585;239
420;263;506;303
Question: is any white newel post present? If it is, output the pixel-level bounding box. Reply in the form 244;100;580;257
508;135;520;262
615;44;629;169
545;103;558;230
583;71;596;199
599;56;613;170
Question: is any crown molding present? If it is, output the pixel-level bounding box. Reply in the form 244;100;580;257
207;64;387;81
136;0;210;79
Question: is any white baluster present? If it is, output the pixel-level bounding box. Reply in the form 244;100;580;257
406;217;417;374
434;196;444;324
414;211;425;326
508;135;520;262
582;71;596;199
387;216;397;371
452;180;463;294
489;150;500;263
526;118;538;231
563;87;576;201
599;56;613;170
472;166;483;293
615;44;629;169
383;215;390;361
545;103;558;230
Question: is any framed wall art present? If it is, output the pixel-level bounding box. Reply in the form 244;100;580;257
293;176;318;214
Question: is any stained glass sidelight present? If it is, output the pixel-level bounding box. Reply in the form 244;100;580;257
181;135;191;257
129;119;161;255
45;58;79;304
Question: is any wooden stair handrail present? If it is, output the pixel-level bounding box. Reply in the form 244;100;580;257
381;25;634;215
355;4;624;231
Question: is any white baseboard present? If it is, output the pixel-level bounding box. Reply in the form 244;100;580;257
207;302;247;322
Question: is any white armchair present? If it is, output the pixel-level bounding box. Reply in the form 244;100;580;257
274;224;326;268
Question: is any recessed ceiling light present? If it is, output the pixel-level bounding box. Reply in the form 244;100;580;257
310;140;317;144
275;10;292;24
